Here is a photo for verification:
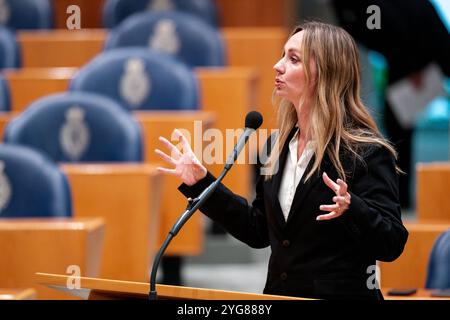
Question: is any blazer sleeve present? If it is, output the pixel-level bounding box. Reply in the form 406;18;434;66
338;145;409;262
178;171;270;249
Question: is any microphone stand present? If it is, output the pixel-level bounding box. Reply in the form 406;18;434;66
148;114;261;300
148;168;229;300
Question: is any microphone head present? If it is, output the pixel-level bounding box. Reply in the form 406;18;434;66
245;111;263;130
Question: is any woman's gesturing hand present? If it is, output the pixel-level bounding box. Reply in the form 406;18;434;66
317;172;351;221
155;129;207;186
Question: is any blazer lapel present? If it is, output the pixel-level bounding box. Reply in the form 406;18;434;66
269;126;298;228
285;154;322;225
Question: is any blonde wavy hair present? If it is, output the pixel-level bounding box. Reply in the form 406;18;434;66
265;22;399;181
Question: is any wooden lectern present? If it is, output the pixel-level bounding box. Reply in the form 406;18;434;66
0;218;105;299
36;273;305;300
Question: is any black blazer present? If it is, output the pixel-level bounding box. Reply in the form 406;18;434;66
179;129;408;300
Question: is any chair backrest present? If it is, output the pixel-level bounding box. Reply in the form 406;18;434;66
3;92;143;162
104;11;225;67
0;143;72;217
426;228;450;289
69;48;199;111
0;73;10;111
103;0;218;28
0;0;53;29
0;26;20;68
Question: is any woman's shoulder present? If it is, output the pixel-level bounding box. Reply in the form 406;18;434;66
344;142;397;174
355;142;395;161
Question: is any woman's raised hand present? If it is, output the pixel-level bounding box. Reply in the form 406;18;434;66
317;172;351;221
155;129;207;186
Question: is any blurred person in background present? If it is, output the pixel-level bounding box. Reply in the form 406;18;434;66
331;0;450;209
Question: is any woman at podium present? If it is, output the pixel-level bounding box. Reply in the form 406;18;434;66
155;22;408;300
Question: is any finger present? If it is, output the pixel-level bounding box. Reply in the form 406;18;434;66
155;149;176;166
332;196;348;204
322;172;339;192
319;204;339;212
336;179;348;196
159;136;182;158
156;167;179;176
316;211;340;221
174;129;192;152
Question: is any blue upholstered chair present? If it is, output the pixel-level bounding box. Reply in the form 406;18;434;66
69;48;199;111
0;0;53;30
0;26;20;68
104;11;225;67
0;143;72;217
103;0;218;28
3;92;143;162
425;228;450;289
0;74;10;111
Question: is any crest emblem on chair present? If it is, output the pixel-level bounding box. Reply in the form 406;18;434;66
0;161;11;214
120;58;151;108
0;0;10;24
147;0;174;11
148;19;180;55
59;106;90;161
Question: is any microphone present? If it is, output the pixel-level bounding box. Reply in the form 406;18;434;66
148;111;263;300
225;111;263;170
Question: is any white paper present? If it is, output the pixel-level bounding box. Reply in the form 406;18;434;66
386;63;446;129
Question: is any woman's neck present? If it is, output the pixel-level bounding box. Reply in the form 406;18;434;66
294;101;312;142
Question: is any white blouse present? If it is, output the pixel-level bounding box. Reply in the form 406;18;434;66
278;128;315;221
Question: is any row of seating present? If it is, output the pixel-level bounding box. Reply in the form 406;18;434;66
0;47;202;111
0;10;225;69
0;5;225;293
0;10;244;292
0;106;208;295
4;92;143;163
0;0;217;29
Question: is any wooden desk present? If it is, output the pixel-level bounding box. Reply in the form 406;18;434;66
216;0;295;27
61;164;165;282
17;30;106;68
417;162;450;221
50;0;293;29
3;67;77;114
0;288;37;300
379;221;450;289
0;218;104;299
36;272;306;300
